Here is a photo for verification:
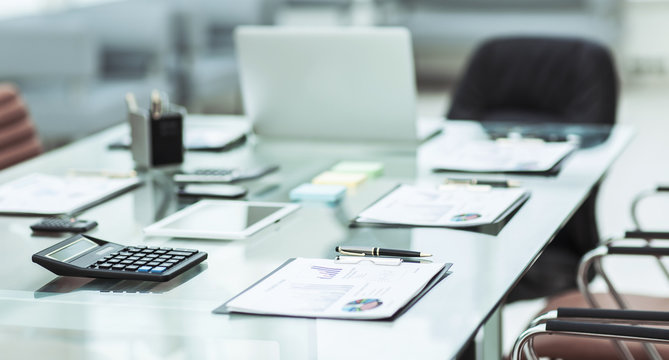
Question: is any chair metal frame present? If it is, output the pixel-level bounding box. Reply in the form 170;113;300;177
512;185;669;360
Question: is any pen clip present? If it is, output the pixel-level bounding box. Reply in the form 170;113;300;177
337;248;366;256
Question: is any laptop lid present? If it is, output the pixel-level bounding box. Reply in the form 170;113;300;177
235;26;423;142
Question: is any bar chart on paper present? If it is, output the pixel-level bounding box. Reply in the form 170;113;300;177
311;265;342;279
215;258;451;320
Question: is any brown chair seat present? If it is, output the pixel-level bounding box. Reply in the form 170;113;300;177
0;84;42;169
529;290;669;360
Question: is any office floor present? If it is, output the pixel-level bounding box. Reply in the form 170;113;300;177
416;79;669;355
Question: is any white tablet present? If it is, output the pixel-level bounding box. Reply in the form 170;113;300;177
144;200;300;240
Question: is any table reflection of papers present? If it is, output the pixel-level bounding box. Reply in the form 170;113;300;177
428;139;576;173
356;184;528;227
220;258;448;320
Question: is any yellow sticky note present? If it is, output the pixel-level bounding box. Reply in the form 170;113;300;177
312;171;367;188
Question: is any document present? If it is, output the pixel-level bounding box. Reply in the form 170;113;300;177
0;173;141;215
354;184;529;227
215;257;451;320
428;139;576;173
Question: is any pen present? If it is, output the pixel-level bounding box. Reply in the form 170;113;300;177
444;178;520;188
335;246;432;258
125;92;139;113
150;89;162;120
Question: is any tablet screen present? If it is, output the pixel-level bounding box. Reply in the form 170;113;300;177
166;202;281;232
144;200;299;239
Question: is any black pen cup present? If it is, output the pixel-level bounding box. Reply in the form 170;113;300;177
150;111;184;166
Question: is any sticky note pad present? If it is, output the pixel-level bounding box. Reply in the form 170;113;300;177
290;183;347;203
331;161;384;178
312;171;367;188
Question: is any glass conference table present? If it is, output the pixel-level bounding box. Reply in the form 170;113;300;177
0;118;632;359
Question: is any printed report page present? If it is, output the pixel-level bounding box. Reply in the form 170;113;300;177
426;139;576;172
224;258;447;319
356;184;528;227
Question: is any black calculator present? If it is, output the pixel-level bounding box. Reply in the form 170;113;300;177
32;234;207;282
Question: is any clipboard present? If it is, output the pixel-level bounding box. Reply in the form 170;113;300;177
428;139;576;175
351;184;530;229
213;257;452;321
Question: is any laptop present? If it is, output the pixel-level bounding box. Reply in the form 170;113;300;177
235;26;442;142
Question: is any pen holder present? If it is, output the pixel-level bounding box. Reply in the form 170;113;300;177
150;111;184;166
128;95;185;170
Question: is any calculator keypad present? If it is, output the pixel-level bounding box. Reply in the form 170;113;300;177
88;246;198;274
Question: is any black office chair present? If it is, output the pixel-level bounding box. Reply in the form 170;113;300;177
448;36;618;125
447;36;619;301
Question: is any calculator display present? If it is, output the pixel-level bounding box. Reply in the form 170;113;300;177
46;237;98;262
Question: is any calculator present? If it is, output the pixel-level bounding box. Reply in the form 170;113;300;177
32;234;207;282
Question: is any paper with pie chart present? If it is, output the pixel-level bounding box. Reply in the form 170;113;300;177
216;257;451;320
355;184;529;227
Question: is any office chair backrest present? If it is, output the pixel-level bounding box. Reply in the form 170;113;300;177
447;37;619;302
447;36;618;125
0;84;42;170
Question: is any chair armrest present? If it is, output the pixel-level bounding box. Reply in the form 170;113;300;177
557;307;669;323
513;320;669;360
546;320;669;341
607;245;669;256
576;243;669;309
631;188;669;229
625;231;669;240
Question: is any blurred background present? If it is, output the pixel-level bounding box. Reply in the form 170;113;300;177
3;0;669;352
3;0;669;271
4;0;667;149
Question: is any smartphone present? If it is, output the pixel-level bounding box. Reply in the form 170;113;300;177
30;218;98;233
177;184;248;198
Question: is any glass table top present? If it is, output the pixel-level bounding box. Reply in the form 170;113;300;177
0;119;633;359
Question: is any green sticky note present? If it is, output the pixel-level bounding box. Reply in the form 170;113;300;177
331;161;384;178
312;171;367;188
